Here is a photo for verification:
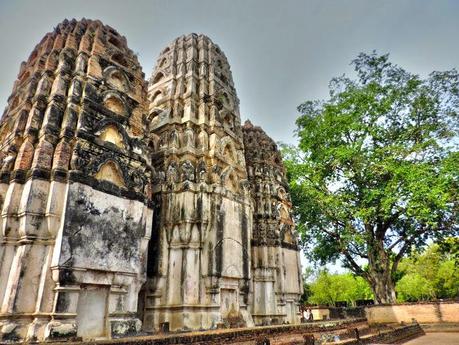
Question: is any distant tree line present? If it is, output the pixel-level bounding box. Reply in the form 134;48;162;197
302;239;459;306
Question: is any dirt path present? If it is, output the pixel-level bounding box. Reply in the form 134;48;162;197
403;332;459;344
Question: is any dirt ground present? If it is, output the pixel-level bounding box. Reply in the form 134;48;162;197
402;332;459;344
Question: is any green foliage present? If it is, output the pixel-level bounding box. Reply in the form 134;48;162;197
283;51;459;303
438;237;459;263
396;241;459;301
300;267;314;304
307;270;373;306
396;273;435;301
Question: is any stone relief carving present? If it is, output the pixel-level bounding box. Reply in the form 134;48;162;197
180;160;195;182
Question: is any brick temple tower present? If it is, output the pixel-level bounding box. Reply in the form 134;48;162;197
0;19;153;341
242;120;302;325
144;33;253;331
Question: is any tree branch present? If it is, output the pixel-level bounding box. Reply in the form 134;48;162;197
348;243;368;259
387;234;406;251
391;240;411;277
342;251;367;278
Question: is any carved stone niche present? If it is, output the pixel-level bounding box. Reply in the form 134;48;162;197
220;137;237;162
104;67;129;92
222;169;239;193
104;95;126;115
150;90;164;106
95;160;126;188
98;125;125;149
152;72;165;85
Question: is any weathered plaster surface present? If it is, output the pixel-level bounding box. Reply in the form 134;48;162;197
58;182;148;273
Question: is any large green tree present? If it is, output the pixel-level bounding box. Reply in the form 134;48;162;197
284;52;459;303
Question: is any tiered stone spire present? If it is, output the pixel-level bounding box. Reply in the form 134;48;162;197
144;33;253;331
0;19;152;341
242;120;303;325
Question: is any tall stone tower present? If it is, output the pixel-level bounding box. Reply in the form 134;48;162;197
144;34;253;331
0;19;152;341
242;120;302;325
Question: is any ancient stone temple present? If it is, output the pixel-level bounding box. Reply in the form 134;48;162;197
242;121;302;325
144;33;253;331
0;19;302;342
0;19;152;341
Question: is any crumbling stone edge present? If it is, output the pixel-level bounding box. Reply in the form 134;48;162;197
0;319;427;345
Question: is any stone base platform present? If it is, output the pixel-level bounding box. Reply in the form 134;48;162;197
0;318;428;345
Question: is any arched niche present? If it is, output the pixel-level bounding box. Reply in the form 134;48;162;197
226;172;239;193
221;166;239;193
221;92;231;108
99;125;125;149
284;227;294;243
106;68;129;92
220;73;228;85
280;204;290;221
281;224;294;244
213;237;247;278
159;58;167;68
223;113;234;130
222;142;237;163
150;90;163;105
0;120;12;143
108;35;122;49
277;187;287;200
10;96;20;111
152;72;164;84
104;95;125;115
148;108;163;122
95;160;126;188
197;130;209;151
148;133;160;152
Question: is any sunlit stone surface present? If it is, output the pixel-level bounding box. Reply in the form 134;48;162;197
0;20;302;342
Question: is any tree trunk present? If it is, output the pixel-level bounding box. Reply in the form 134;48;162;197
368;272;396;304
367;238;397;304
